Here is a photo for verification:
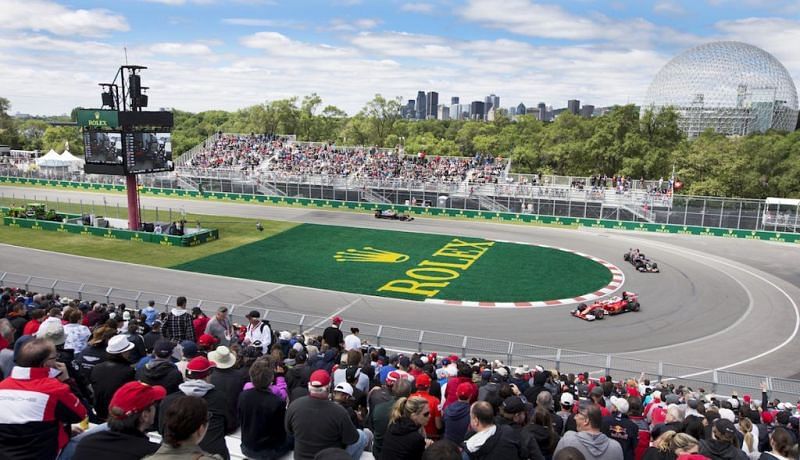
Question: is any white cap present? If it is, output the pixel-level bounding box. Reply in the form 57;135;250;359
561;392;575;406
653;390;662;400
334;382;354;396
718;408;735;422
611;396;630;414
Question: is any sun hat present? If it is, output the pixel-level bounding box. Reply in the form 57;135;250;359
107;335;135;354
208;346;236;369
37;321;66;346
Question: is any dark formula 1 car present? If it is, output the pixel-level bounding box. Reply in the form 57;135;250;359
623;249;660;273
571;292;641;321
374;209;414;221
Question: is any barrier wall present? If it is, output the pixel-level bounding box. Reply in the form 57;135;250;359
1;205;219;247
2;175;798;244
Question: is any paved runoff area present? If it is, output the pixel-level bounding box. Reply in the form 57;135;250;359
174;223;613;304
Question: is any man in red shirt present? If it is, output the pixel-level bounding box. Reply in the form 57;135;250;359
411;374;442;440
0;337;87;459
22;308;46;336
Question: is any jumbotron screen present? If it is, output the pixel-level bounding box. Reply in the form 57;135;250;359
124;131;173;174
84;130;123;165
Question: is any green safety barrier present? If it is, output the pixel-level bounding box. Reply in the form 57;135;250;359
2;175;798;244
1;205;219;247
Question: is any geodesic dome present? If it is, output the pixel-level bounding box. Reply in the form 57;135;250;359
643;41;799;138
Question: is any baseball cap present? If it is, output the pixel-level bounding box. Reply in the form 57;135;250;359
653;390;662;400
245;310;260;319
502;396;528;414
456;382;473;399
718;408;735;422
334;382;354;397
665;393;680;404
762;411;774;424
416;374;431;389
309;370;331;388
186;356;216;377
715;418;737;435
590;386;604;397
154;339;176;358
386;370;409;386
179;340;199;359
109;381;166;418
198;334;219;348
332;316;343;325
611;396;630;414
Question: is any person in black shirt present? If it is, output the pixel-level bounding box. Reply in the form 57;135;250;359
238;356;293;459
322;316;344;350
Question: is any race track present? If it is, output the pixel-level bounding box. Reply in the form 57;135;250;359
2;185;800;378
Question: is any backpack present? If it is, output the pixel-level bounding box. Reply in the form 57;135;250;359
258;320;278;348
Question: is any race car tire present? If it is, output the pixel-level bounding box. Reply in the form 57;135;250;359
595;310;605;320
623;253;631;262
651;262;658;270
630;302;640;312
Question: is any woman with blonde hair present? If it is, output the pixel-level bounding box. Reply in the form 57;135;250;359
643;430;679;460
670;433;701;457
380;396;431;459
738;417;759;460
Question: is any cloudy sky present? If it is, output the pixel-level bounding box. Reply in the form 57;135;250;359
1;0;799;116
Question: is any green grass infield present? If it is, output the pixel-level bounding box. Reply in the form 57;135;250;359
174;223;612;302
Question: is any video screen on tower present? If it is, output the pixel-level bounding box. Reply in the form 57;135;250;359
124;131;173;174
84;130;123;164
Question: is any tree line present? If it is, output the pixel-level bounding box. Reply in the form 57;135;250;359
1;95;799;199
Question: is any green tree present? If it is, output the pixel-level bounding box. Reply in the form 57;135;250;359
0;96;21;148
42;125;83;155
358;94;403;146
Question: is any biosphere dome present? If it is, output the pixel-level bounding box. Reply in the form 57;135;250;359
643;41;799;137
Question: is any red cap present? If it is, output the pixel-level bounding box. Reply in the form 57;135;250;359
762;411;774;424
386;370;408;386
457;382;473;399
309;369;331;388
416;374;431;388
448;355;459;363
332;316;343;325
186;356;216;376
599;377;606;383
109;381;166;418
743;394;751;403
198;334;219;347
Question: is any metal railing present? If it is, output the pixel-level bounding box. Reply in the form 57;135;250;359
2;270;799;402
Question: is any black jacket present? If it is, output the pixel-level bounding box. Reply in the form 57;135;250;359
524;423;560;460
237;388;288;453
286;363;312;393
602;413;640;460
135;358;183;394
209;367;248;433
90;357;135;421
73;428;159;460
159;382;231;460
463;424;526;460
699;439;749;460
75;344;107;385
380;417;426;460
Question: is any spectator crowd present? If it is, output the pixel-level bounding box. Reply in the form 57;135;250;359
1;286;799;460
188;134;509;185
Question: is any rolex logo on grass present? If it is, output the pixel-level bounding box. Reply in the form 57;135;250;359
334;247;409;263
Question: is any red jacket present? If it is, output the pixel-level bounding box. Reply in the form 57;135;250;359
193;316;210;343
0;367;87;459
22;319;42;336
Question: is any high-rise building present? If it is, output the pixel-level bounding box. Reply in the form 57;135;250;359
484;94;500;116
517;103;526;116
405;100;416;119
568;99;580;115
438;105;450;120
508;106;516;116
416;91;426;120
580;104;595;118
426;91;439;119
470;101;485;120
451;104;466;120
537;103;547;121
451;97;459;105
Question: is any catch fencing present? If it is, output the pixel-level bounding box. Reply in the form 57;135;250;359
2;270;799;402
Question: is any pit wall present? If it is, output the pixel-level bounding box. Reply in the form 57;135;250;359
1;176;797;244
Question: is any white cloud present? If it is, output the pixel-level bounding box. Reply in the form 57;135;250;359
350;32;459;59
149;42;214;56
0;0;128;37
327;18;382;32
241;31;358;58
654;0;686;15
401;3;435;14
140;0;214;5
222;18;306;29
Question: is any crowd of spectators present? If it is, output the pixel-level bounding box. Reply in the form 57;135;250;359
187;134;509;185
2;287;800;460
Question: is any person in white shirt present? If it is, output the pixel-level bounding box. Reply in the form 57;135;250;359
243;310;271;354
344;327;362;352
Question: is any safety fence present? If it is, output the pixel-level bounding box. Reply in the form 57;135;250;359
2;270;799;402
1;175;799;244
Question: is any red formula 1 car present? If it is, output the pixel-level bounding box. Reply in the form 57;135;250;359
571;291;641;321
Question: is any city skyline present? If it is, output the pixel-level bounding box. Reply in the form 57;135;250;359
1;0;799;116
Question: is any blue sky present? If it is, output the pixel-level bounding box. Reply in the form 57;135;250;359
1;0;798;116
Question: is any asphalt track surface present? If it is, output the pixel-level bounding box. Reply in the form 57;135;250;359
2;185;800;378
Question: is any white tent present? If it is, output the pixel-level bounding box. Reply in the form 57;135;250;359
35;149;67;167
59;150;85;170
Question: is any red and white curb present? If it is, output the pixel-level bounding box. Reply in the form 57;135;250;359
424;241;624;308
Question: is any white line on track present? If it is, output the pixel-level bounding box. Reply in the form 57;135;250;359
305;298;362;335
609;233;800;372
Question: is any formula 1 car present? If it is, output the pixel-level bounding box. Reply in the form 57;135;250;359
623;249;660;273
571;291;640;321
374;209;414;221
